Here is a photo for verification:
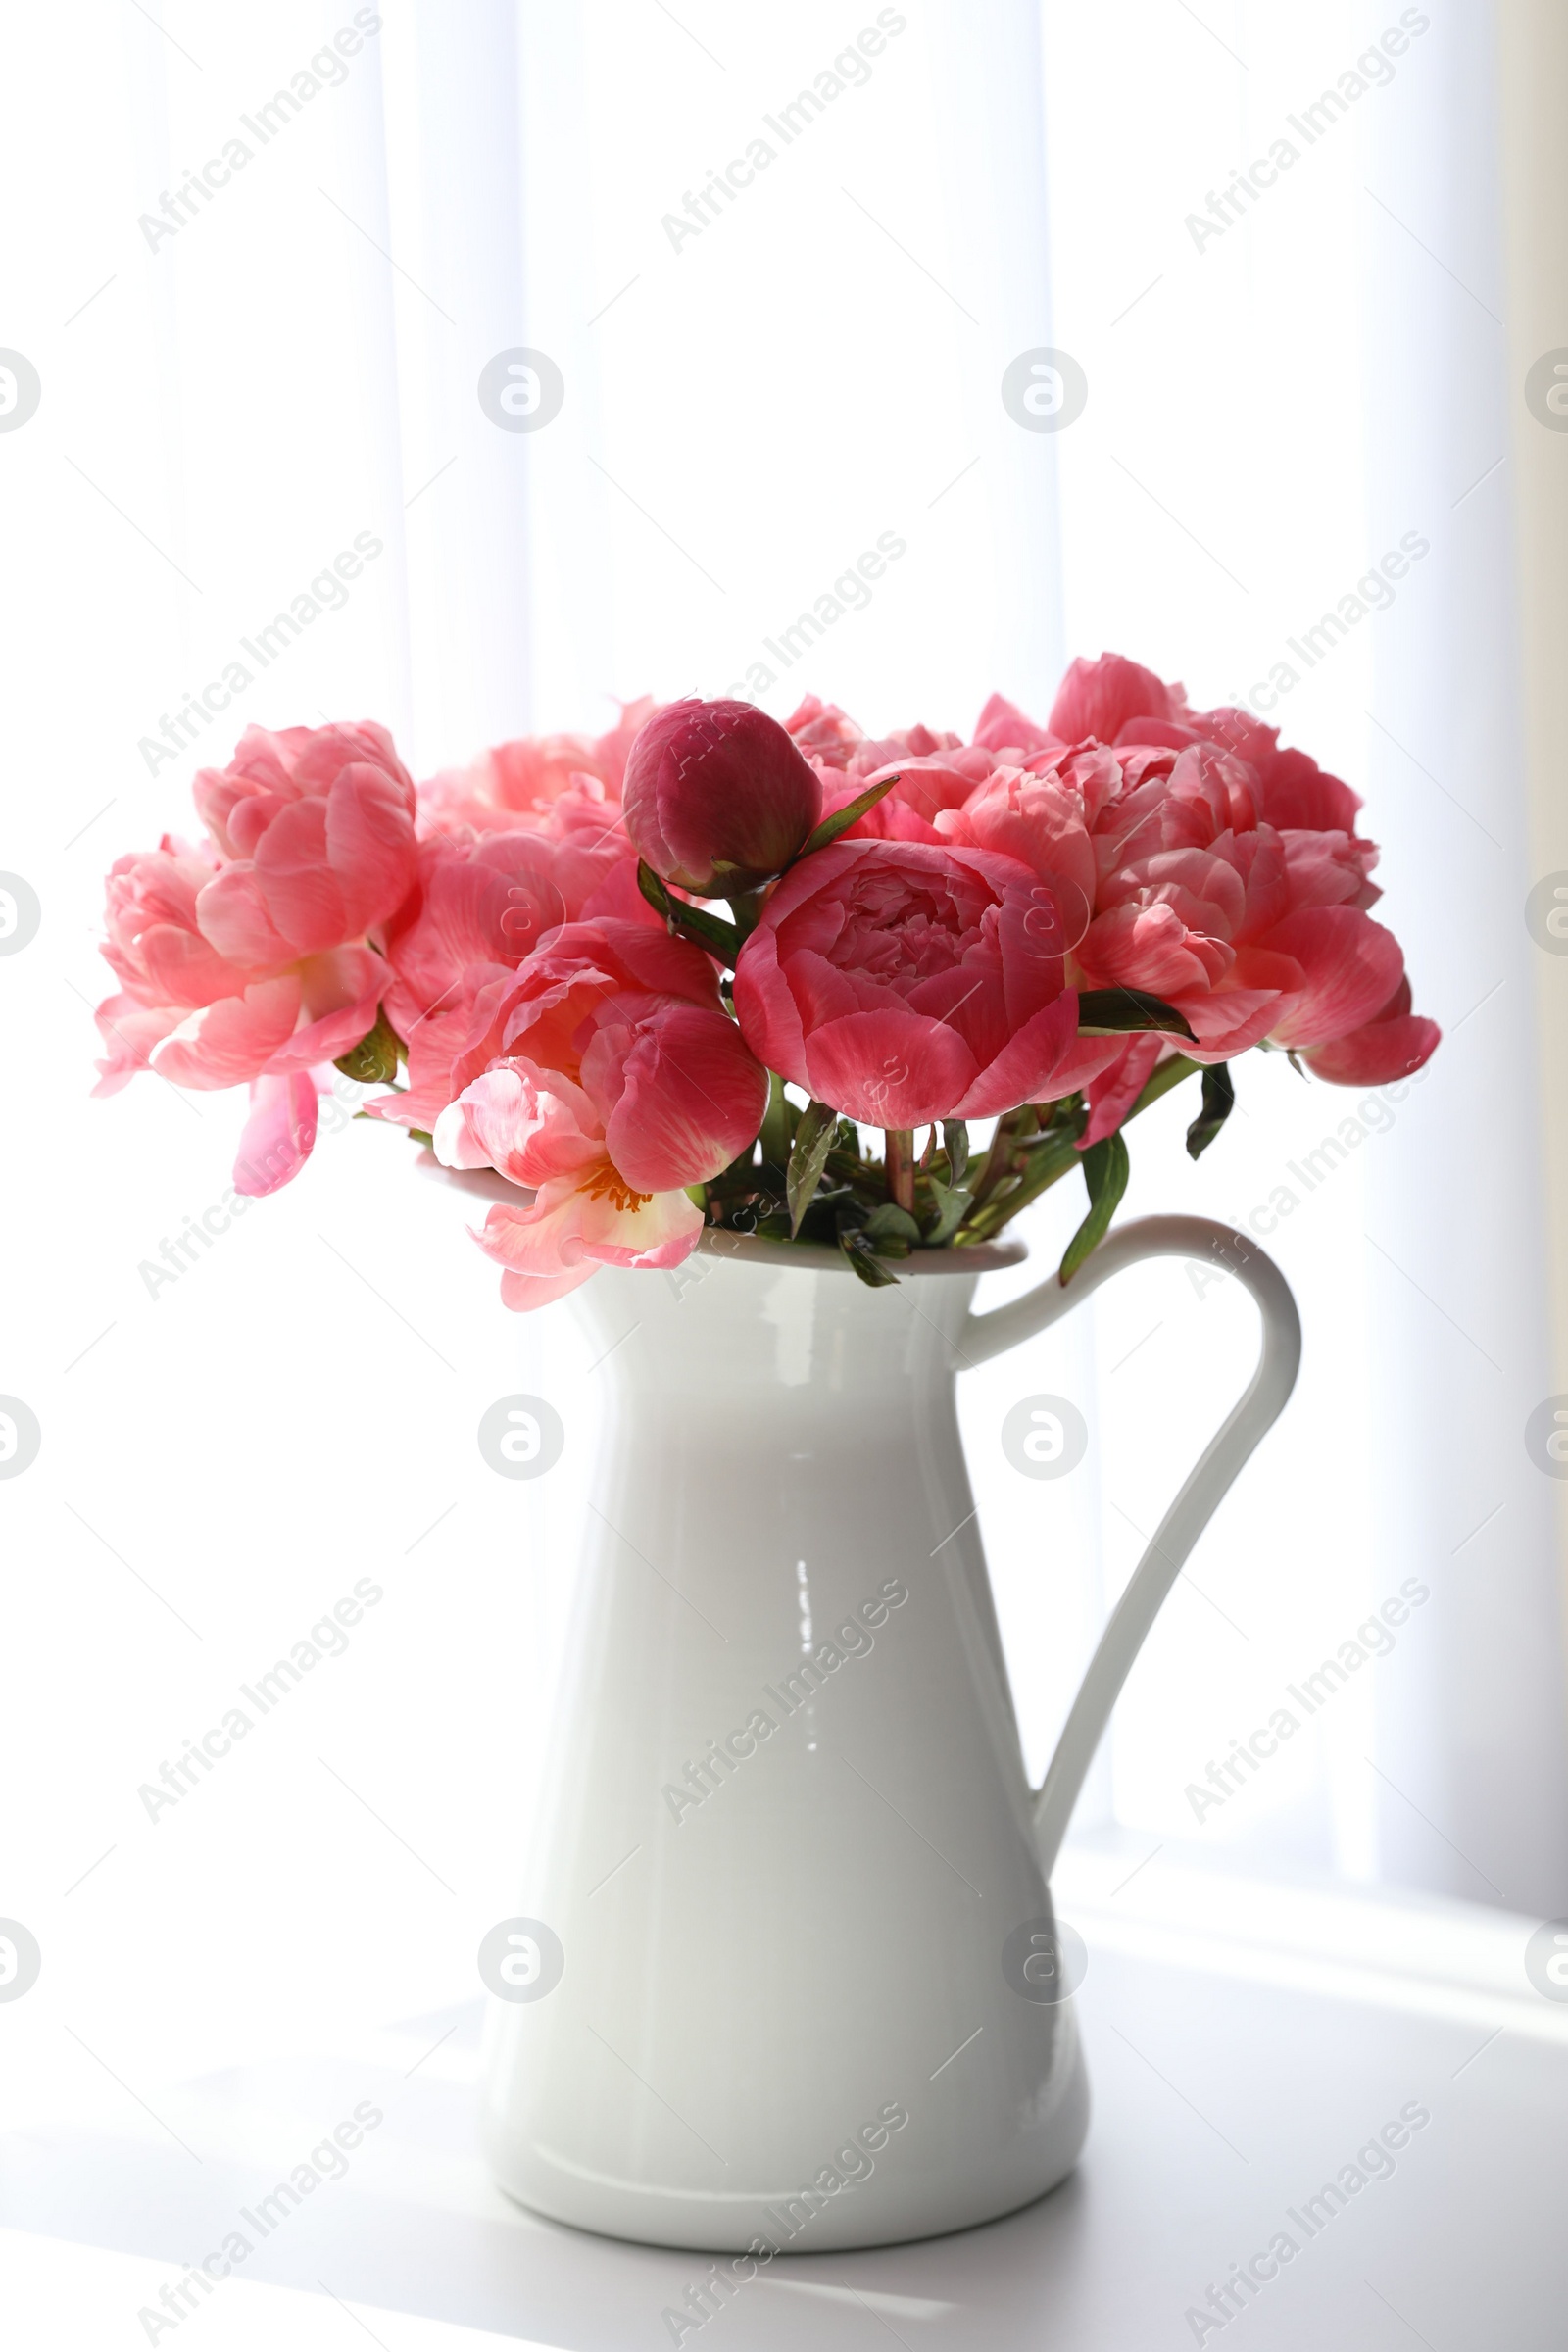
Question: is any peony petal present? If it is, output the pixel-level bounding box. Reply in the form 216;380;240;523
133;918;253;1008
802;1008;978;1128
232;1069;318;1196
1049;653;1178;744
954;990;1083;1120
970;691;1057;756
325;760;420;935
92;995;184;1094
254;798;348;953
1264;907;1406;1049
1301;987;1440;1084
476;1178;703;1276
1079;1034;1166;1147
194;864;297;968
150;975;303;1087
591;1004;768;1192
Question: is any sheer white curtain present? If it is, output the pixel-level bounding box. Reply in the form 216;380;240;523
5;0;1564;2104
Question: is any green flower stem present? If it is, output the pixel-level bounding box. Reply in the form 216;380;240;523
957;1054;1200;1244
726;887;765;943
884;1128;916;1213
966;1108;1026;1215
759;1072;793;1171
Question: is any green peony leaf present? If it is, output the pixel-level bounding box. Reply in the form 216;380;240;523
1058;1130;1130;1285
796;771;901;858
787;1099;839;1235
1185;1061;1235;1160
636;860;744;964
1076;988;1198;1041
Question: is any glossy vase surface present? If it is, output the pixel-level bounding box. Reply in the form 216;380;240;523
478;1218;1300;2252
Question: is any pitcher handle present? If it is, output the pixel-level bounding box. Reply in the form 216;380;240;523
958;1215;1302;1878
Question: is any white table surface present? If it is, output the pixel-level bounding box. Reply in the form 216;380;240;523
4;1849;1565;2350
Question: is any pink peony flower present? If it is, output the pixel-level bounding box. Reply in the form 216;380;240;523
944;664;1440;1124
936;748;1120;943
819;749;995;847
417;700;657;837
363;806;655;1133
93;831;385;1097
434;989;767;1310
192;722;416;956
732;838;1087;1127
784;694;865;768
92;722;421;1194
432;916;768;1291
1297;975;1441;1085
437;1061;707;1311
1048;652;1183;746
449;917;737;1098
622;699;823;892
969;691;1060;759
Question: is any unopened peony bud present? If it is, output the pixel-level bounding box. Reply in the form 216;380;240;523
622;699;822;893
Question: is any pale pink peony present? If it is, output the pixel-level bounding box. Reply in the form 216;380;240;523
192;722;416;957
783;694;866;769
417;700;657;837
92;722;421;1193
434;985;767;1310
437;1061;706;1311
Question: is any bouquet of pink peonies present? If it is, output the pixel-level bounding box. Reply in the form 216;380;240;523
93;653;1440;1309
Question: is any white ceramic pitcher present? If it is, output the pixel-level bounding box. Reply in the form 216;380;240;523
476;1212;1300;2252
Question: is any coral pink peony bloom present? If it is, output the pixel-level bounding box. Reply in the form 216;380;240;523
622;699;823;892
92;722;421;1194
435;1061;707;1311
936;749;1119;944
784;695;866;768
1049;653;1182;746
970;692;1060;759
449;917;737;1095
434;988;765;1312
192;722;416;957
818;750;994;847
417;701;657;837
732;839;1086;1126
362;808;656;1133
1298;976;1441;1084
952;664;1439;1106
94;834;389;1102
